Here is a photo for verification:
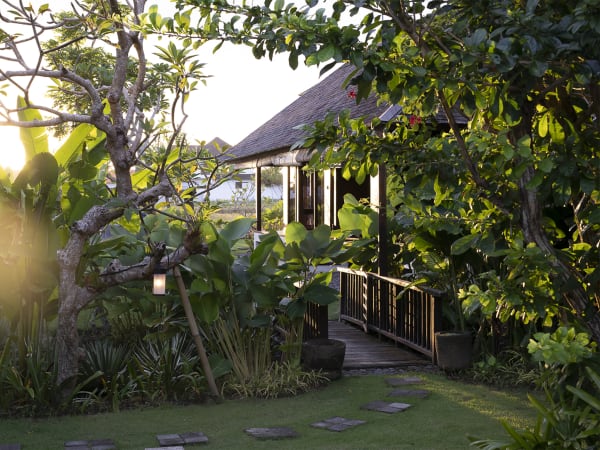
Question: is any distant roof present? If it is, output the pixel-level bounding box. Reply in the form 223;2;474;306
203;137;230;157
228;64;386;166
228;63;467;167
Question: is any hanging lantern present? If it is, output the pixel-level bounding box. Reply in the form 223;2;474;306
153;267;167;295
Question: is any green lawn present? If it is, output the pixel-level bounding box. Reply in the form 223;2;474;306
0;373;536;450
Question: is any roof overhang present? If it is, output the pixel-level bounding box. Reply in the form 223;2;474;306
226;147;314;169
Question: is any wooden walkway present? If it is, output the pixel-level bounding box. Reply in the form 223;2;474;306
328;320;431;369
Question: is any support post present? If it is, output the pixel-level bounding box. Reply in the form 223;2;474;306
173;266;221;401
255;167;262;231
378;164;388;276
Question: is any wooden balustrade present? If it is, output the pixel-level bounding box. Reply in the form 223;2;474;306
337;267;444;361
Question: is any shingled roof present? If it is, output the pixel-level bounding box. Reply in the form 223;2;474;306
228;63;467;167
228;64;388;166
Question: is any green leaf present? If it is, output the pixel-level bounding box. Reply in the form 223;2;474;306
68;160;98;180
285;221;308;245
538;158;553;173
288;51;298;70
191;293;220;323
54;124;105;168
312;224;332;248
537;113;549;138
451;234;481;255
219;217;254;246
286;297;307;319
16;96;49;159
303;283;338;305
317;44;335;62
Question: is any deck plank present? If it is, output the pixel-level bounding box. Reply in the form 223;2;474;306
327;321;430;369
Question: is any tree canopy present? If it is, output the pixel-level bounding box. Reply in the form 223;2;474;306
165;0;600;341
0;0;222;390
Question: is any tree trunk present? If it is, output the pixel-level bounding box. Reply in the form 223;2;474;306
56;294;83;392
519;166;600;342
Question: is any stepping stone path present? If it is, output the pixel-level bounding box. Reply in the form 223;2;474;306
388;388;430;398
6;375;431;449
361;401;412;413
244;427;299;440
311;416;366;432
155;432;209;446
64;439;116;450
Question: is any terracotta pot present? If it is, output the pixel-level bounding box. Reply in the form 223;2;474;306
301;338;346;380
434;331;472;371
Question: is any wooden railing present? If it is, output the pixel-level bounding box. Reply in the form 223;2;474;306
337;267;444;361
303;303;328;340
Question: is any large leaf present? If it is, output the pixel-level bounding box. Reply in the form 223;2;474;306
312;224;332;249
249;231;282;273
285;221;308;245
16;96;48;159
286;297;307;319
12;152;59;192
54;124;106;168
451;234;481;255
191;292;220;323
303;283;339;305
219;217;255;246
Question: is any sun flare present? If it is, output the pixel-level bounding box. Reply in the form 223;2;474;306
0;126;26;174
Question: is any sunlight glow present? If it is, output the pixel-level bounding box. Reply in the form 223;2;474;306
0;126;26;173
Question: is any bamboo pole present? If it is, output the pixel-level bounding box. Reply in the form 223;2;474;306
172;266;221;401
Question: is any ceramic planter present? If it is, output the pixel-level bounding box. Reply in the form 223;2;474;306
434;331;473;371
301;338;346;380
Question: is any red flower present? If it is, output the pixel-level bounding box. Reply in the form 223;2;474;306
409;115;422;126
347;90;357;99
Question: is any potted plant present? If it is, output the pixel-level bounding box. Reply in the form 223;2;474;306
433;251;473;371
276;222;351;378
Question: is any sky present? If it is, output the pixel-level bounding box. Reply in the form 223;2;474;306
184;42;322;146
0;8;324;173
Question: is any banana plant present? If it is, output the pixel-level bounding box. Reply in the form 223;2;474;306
0;97;107;373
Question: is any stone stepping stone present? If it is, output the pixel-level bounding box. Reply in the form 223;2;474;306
311;416;367;432
244;427;299;440
360;401;412;413
156;432;209;446
145;447;184;450
64;438;116;450
388;388;430;398
385;376;424;386
0;445;21;450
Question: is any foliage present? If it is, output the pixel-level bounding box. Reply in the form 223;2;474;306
528;327;597;366
262;200;284;231
0;0;228;394
190;218;350;374
170;0;600;346
134;333;204;402
470;364;600;449
78;340;138;413
0;335;101;417
468;350;540;388
222;361;327;399
209;314;272;387
471;328;600;448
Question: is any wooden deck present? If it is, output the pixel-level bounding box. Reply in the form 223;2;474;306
328;320;430;369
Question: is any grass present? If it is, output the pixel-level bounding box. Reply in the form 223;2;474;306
0;373;537;449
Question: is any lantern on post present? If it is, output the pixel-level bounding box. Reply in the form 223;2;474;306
153;267;167;295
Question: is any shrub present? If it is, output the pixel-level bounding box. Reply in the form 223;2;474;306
222;361;328;399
